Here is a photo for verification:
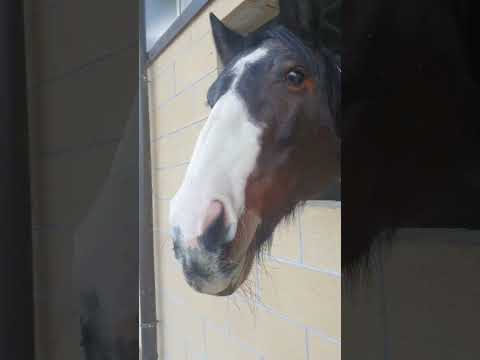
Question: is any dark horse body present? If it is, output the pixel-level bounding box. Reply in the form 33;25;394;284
170;0;479;296
343;0;480;270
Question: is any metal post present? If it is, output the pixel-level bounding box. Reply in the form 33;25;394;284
139;0;158;358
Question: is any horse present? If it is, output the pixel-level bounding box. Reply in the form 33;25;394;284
169;0;341;295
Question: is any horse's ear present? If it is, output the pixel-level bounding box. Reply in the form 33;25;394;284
210;13;245;65
278;0;341;52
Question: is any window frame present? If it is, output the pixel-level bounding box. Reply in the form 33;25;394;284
146;0;210;66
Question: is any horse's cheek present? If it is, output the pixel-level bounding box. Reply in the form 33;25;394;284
245;172;296;216
244;175;270;215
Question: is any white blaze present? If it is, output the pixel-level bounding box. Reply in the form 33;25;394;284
170;47;269;244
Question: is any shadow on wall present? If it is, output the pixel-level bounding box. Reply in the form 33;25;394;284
343;228;480;360
74;96;139;360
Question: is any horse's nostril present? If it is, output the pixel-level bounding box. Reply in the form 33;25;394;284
201;200;225;233
172;240;182;260
200;200;230;252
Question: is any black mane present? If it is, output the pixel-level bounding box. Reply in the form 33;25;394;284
267;0;480;272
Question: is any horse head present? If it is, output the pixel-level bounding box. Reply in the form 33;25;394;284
169;1;341;295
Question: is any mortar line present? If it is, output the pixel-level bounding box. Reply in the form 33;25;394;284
307;326;342;345
156;161;189;171
153;68;217;110
163;293;263;358
268;255;341;277
258;300;341;345
151;117;207;142
230;292;341;345
305;200;341;208
149;29;211;81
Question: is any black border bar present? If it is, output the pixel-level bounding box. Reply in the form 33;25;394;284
0;0;35;359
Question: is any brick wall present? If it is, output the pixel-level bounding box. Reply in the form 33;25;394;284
148;1;341;359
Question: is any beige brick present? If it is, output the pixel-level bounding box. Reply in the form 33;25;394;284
301;206;341;273
227;299;307;360
153;199;170;233
189;71;217;119
153;233;167;316
157;322;187;360
309;334;340;360
158;265;189;306
149;62;175;106
149;27;192;74
186;341;207;360
188;9;212;42
153;91;194;138
156;237;228;327
180;262;260;329
205;324;260;360
155;121;205;168
152;71;215;137
184;287;233;329
153;231;168;280
174;32;217;92
188;0;245;42
149;132;158;175
152;225;170;300
155;227;175;263
271;218;301;262
259;260;340;339
151;198;157;230
158;298;206;358
209;0;247;23
154;165;187;199
150;167;158;201
235;263;260;302
190;259;259;326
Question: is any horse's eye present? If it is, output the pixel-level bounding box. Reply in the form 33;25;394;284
286;69;305;86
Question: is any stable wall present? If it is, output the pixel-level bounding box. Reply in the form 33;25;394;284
147;1;341;359
24;1;137;358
